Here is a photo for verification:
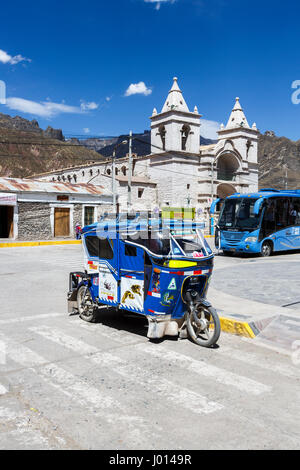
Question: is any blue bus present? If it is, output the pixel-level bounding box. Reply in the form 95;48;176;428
210;188;300;256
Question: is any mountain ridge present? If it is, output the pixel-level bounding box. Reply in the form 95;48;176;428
0;111;299;189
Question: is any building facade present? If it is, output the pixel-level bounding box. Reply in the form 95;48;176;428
34;78;259;224
0;177;112;240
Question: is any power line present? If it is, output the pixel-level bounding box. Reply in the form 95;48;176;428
0;133;263;185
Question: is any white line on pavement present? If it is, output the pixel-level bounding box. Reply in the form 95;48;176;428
30;326;224;416
0;384;8;395
0;313;65;326
220;345;299;380
134;343;272;396
0;332;160;448
74;317;272;395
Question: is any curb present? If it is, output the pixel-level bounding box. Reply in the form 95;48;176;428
0;240;82;248
219;316;257;338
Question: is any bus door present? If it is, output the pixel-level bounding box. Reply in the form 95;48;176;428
286;197;300;248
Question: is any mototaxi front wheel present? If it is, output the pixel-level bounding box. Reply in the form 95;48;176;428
77;285;98;323
187;304;221;347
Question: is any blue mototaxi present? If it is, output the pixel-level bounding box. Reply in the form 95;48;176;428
68;215;221;347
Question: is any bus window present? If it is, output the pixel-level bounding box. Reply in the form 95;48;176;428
275;198;289;229
261;200;276;237
290;198;300;226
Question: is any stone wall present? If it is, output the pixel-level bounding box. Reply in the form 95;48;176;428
17;202;52;240
73;204;82;234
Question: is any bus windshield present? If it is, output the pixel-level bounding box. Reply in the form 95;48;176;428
219;198;261;231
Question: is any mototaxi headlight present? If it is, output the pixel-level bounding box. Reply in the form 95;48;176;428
245;236;257;243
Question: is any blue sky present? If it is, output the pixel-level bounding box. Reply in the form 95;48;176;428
0;0;300;140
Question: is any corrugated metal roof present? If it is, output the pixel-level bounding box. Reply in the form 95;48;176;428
0;177;112;196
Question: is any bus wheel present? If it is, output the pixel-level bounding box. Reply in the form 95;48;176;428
260;241;272;257
77;285;97;322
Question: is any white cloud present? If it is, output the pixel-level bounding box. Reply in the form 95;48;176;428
144;0;176;10
200;119;220;140
83;127;90;134
0;49;31;65
80;100;99;111
125;82;152;97
4;97;98;119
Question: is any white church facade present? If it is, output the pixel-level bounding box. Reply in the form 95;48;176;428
34;77;259;224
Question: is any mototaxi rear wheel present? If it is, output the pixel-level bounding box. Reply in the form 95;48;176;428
77;285;98;323
187;304;220;347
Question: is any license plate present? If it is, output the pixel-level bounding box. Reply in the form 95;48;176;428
229;248;236;252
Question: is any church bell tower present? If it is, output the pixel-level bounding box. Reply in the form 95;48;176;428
150;77;201;155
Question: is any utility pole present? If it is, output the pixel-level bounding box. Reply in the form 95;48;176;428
285;165;288;190
128;130;133;213
112;149;116;213
111;139;128;214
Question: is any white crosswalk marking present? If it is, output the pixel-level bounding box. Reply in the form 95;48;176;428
0;384;8;395
75;319;272;395
0;332;160;448
76;319;138;345
220;346;300;380
30;326;224;415
0;313;64;326
0;406;69;450
134;343;272;396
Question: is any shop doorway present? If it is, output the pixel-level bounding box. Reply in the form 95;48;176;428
54;207;70;237
0;206;14;238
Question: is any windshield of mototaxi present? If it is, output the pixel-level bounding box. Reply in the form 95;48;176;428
218;197;261;231
170;228;212;257
125;228;212;257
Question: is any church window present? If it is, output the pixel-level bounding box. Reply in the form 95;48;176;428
181;124;190;151
158;125;166;151
121;166;127;176
138;188;144;198
246;139;252;157
107;168;111;175
90;169;93;176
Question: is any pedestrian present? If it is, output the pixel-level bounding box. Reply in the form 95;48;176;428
75;223;82;240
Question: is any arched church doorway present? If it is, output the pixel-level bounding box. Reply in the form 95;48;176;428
216;153;239;181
